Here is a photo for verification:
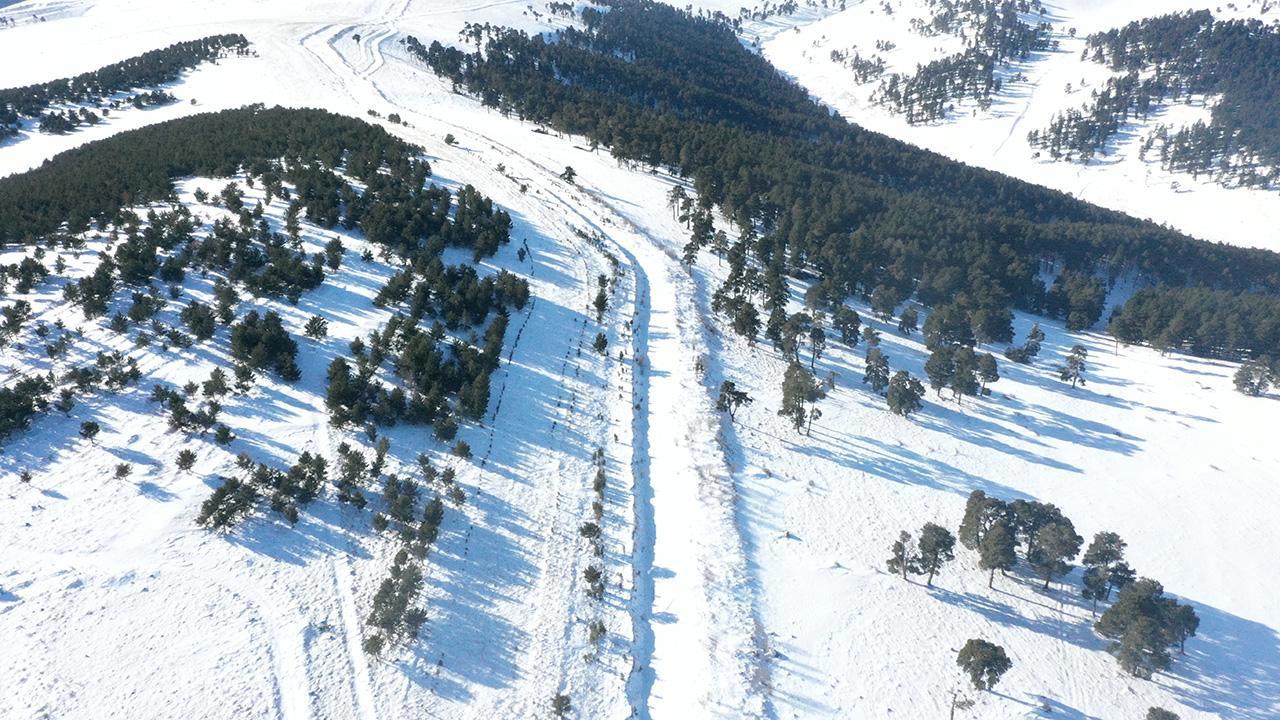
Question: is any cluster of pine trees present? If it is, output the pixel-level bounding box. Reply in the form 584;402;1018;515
408;0;1280;365
1032;11;1280;189
877;0;1051;123
890;490;1199;678
0;34;249;139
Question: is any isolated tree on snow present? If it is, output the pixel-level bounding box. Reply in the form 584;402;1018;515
594;287;608;322
1146;708;1180;720
305;315;329;339
552;693;571;717
886;371;924;417
176;449;197;472
863;347;890;394
1234;359;1272;396
1059;344;1088;388
1095;578;1194;677
593;332;608;354
779;362;823;434
716;380;753;422
916;522;956;587
956;639;1012;691
1028;520;1083;589
833;306;861;345
886;530;918;580
560;166;576;184
978;520;1017;588
79;420;101;443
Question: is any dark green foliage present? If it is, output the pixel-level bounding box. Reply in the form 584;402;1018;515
716;380;752;422
956;639;1012;691
410;2;1280;362
1058;344;1088;388
916;522;956;587
366;549;426;642
0;376;52;442
1146;708;1180;720
1234;359;1272;396
593;332;608;354
833;306;861;345
176;449;197;471
978;521;1017;588
1095;579;1198;677
863;346;890;394
885;370;924;417
779;361;824;434
197;477;258;529
181;301;217;342
230;311;300;381
958;490;1009;550
79;420;101;441
1028;520;1083;589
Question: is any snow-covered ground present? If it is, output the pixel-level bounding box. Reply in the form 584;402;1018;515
1;0;1278;718
713;0;1280;250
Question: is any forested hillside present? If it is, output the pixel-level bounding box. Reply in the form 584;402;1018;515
1030;11;1280;190
0;34;249;139
413;0;1280;359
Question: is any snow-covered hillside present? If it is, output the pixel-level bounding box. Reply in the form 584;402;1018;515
715;0;1280;250
1;1;1278;719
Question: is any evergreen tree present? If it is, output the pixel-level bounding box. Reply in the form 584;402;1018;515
1146;708;1179;720
978;520;1017;588
1082;565;1110;616
916;522;956;587
79;420;101;442
976;353;999;394
1081;531;1128;603
716;380;753;422
956;639;1012;691
958;490;1008;550
870;284;898;321
863;347;890;394
1029;520;1083;589
949;347;980;403
924;346;955;396
1095;578;1195;677
897;306;918;335
886;530;917;580
779;362;818;433
1234;359;1272;396
886;370;924;417
833;306;861;345
1059;344;1088;388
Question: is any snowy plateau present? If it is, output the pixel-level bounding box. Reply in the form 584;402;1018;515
0;1;1277;720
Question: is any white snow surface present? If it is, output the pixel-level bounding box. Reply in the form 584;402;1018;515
0;1;1278;719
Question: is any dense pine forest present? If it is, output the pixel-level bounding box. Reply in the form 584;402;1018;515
0;106;524;470
413;0;1280;359
1029;11;1280;189
0;34;250;140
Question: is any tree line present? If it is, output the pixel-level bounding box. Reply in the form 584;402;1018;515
0;34;250;140
409;0;1280;363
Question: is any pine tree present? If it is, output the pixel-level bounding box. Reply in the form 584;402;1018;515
176;448;197;472
1081;531;1129;604
1082;565;1109;615
716;380;753;422
958;490;1007;550
863;347;890;394
978;520;1017;588
976;353;999;394
778;362;815;433
886;371;924;417
916;522;956;587
897;306;918;335
833;306;861;345
949;347;980;402
1234;359;1272;396
886;530;917;580
924;346;955;396
956;639;1012;691
79;420;101;442
1059;344;1088;388
1028;520;1082;589
1146;708;1179;720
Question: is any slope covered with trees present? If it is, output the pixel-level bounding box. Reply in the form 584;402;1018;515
412;0;1280;359
1029;11;1280;189
0;34;250;140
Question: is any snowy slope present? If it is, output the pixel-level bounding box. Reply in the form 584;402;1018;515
1;1;1278;719
700;0;1280;250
